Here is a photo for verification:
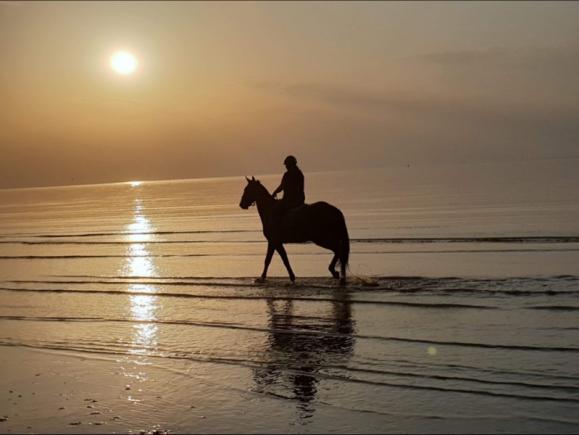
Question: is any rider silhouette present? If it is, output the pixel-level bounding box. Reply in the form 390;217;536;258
270;155;305;237
272;155;305;211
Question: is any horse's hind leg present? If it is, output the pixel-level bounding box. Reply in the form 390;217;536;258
340;260;347;286
329;253;340;279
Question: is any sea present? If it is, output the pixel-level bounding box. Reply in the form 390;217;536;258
0;158;578;433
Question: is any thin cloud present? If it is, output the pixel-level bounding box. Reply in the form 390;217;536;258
256;81;578;128
418;48;509;66
417;45;579;68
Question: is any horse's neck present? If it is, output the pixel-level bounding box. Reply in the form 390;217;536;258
255;186;274;222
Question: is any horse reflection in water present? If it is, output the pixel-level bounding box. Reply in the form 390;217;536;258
252;291;355;420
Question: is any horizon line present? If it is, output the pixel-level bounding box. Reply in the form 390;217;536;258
1;155;578;192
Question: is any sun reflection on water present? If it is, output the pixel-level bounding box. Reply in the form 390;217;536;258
123;198;159;357
126;244;156;278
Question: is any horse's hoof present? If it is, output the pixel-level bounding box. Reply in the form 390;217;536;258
331;271;340;279
254;277;266;284
339;278;347;286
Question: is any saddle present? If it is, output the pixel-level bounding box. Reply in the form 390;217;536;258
278;203;309;242
283;203;307;218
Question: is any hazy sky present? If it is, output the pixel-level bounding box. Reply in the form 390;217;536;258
2;1;579;188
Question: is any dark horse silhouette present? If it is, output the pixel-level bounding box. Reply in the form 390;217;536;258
239;177;349;284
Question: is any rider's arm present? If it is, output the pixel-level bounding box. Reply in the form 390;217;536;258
272;173;287;197
272;183;283;197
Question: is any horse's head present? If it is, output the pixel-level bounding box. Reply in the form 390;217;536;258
239;176;262;209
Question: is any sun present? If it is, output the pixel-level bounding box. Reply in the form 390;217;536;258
110;50;138;75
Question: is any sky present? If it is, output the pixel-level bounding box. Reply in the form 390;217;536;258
1;1;579;188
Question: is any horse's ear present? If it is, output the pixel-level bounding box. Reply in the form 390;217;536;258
251;176;256;181
245;176;250;183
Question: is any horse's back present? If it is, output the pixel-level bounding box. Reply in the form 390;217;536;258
307;201;343;215
281;201;347;244
285;201;343;224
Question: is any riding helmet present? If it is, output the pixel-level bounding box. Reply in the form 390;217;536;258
284;155;297;166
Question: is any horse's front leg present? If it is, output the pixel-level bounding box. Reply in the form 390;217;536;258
275;243;296;282
256;242;275;283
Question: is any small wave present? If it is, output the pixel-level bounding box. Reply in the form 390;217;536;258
4;249;579;260
325;374;579;404
353;236;579;244
0;286;493;310
360;248;579;254
0;240;263;245
0;253;263;259
328;364;579;393
5;233;577;242
2;234;579;245
553;275;579;280
361;355;579;384
0;229;257;239
2;235;579;246
14;274;579;296
528;306;579;311
357;334;579;353
46;273;579;283
0;315;243;329
380;287;579;296
444;289;572;296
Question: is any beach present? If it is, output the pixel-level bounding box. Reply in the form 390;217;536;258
1;160;579;433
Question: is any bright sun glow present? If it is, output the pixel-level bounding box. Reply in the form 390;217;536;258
110;50;138;75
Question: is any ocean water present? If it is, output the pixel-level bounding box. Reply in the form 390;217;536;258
1;159;579;433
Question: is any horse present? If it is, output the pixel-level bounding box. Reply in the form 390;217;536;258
239;176;349;284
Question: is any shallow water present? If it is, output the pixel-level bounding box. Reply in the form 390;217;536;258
1;160;579;433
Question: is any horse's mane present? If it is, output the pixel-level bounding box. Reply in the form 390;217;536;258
253;179;273;198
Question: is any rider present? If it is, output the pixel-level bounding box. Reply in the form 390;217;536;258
272;155;305;211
